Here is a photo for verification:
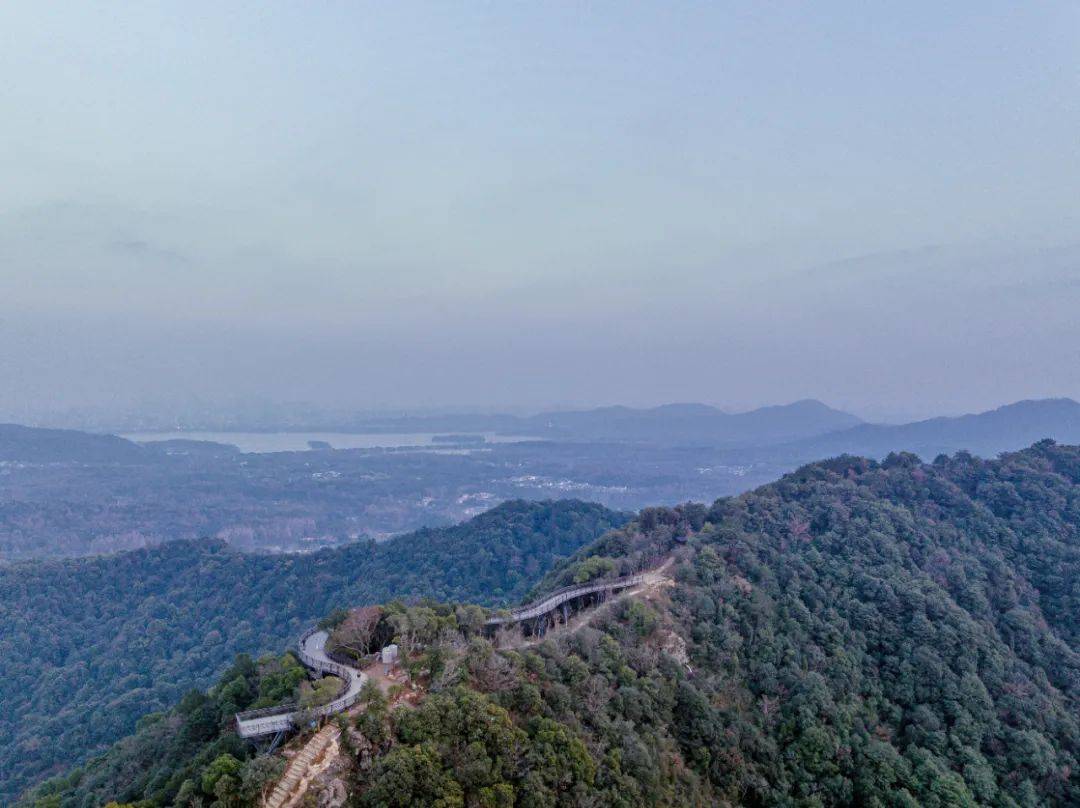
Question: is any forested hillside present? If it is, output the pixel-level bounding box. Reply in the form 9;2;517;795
0;500;625;802
25;441;1080;807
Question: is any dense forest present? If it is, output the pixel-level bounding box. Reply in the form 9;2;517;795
0;500;625;803
22;440;1080;807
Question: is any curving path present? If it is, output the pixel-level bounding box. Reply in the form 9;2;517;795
239;568;665;736
235;629;367;738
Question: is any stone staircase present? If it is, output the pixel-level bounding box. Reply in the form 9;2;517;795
264;724;339;808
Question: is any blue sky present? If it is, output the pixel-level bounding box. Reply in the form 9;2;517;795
1;2;1078;421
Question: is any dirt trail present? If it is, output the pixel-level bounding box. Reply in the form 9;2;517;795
356;658;400;696
263;657;418;808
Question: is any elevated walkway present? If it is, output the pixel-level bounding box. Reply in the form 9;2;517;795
485;573;647;631
235;628;367;738
239;570;660;735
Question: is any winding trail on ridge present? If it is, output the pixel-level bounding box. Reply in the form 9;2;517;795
240;561;674;737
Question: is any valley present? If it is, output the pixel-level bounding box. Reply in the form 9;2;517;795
5;398;1080;561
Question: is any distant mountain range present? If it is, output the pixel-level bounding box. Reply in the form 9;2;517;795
274;399;864;447
519;398;862;445
300;397;1080;454
773;398;1080;461
5;398;1080;462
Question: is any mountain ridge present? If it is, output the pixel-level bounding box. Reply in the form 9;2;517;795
522;397;863;445
22;440;1080;807
777;397;1080;460
7;397;1080;463
0;423;148;464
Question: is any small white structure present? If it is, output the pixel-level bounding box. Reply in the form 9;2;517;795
380;644;399;675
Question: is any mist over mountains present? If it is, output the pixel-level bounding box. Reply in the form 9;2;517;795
777;398;1080;460
5;397;1080;463
347;396;1080;456
4;396;1080;561
515;398;863;445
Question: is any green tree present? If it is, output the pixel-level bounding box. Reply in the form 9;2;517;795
201;754;242;796
573;556;617;583
360;743;464;808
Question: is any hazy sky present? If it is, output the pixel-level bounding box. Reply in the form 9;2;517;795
2;2;1079;423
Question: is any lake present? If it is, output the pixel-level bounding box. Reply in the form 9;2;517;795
122;431;538;454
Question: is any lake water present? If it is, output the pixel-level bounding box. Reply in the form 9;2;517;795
122;431;537;454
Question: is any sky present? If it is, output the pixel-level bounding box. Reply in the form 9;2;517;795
1;2;1079;424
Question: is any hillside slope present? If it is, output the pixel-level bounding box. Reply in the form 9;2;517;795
0;499;625;802
25;441;1080;807
0;424;150;464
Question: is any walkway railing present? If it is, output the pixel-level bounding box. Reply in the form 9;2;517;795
234;702;300;722
235;627;367;738
238;568;660;735
485;573;647;626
